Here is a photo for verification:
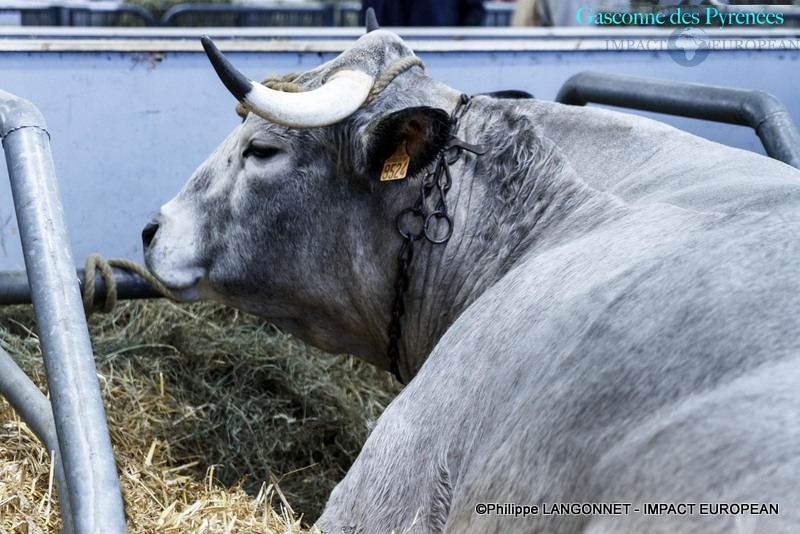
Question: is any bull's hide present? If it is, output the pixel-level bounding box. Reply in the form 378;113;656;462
143;27;800;534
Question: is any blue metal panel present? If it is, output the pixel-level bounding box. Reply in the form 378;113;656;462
0;30;797;271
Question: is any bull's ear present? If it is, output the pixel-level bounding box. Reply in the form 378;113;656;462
367;107;453;181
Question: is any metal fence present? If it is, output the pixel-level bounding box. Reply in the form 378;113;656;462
161;3;335;27
484;2;515;27
0;1;519;27
0;2;156;27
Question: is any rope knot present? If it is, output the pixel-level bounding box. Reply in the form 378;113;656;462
83;253;175;317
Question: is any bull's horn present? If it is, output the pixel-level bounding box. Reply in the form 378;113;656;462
200;36;373;128
365;8;380;33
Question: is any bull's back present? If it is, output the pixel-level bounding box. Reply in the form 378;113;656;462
431;204;800;532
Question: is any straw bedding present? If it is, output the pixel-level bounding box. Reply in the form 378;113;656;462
0;300;401;532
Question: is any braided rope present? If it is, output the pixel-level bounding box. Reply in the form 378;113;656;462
261;72;303;92
235;56;426;118
365;56;425;105
235;72;303;119
83;253;175;317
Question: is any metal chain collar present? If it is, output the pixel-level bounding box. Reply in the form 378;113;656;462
386;94;485;382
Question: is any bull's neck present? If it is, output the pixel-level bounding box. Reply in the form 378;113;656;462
392;96;608;381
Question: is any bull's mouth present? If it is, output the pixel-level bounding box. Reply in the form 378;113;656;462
163;284;203;303
144;262;207;302
162;275;245;308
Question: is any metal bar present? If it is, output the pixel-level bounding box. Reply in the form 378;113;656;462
161;3;336;27
0;89;127;533
0;267;162;306
0;346;74;533
555;72;800;170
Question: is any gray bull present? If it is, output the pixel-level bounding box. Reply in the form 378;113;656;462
143;27;800;533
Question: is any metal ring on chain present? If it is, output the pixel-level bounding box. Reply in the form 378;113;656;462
397;207;427;241
423;211;454;244
387;94;477;383
447;146;462;165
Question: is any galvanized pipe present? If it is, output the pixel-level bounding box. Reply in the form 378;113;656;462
0;267;162;307
0;89;127;533
556;72;800;170
0;346;74;534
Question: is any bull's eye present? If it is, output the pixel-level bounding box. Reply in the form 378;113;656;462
243;142;280;160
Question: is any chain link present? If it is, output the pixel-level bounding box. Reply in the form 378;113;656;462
387;236;414;380
386;94;477;382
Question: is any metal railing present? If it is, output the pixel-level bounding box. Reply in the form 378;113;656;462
62;3;157;27
162;3;335;27
0;1;517;27
484;2;515;27
0;1;156;27
0;266;160;307
556;72;800;170
0;89;127;533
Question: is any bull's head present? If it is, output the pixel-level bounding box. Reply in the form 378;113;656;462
142;25;461;375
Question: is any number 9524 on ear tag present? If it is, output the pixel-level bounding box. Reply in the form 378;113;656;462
380;140;411;181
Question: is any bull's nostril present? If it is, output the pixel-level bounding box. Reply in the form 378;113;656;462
142;221;159;250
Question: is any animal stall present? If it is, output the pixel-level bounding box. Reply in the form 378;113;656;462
0;26;798;532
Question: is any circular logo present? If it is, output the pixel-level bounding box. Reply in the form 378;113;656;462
668;26;710;67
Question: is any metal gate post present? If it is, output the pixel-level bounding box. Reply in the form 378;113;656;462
0;346;74;533
0;89;127;532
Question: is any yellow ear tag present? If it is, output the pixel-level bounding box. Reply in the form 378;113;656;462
380;140;411;181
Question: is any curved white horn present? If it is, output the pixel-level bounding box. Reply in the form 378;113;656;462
201;36;373;128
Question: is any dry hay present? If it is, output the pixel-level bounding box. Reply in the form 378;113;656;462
0;300;402;532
